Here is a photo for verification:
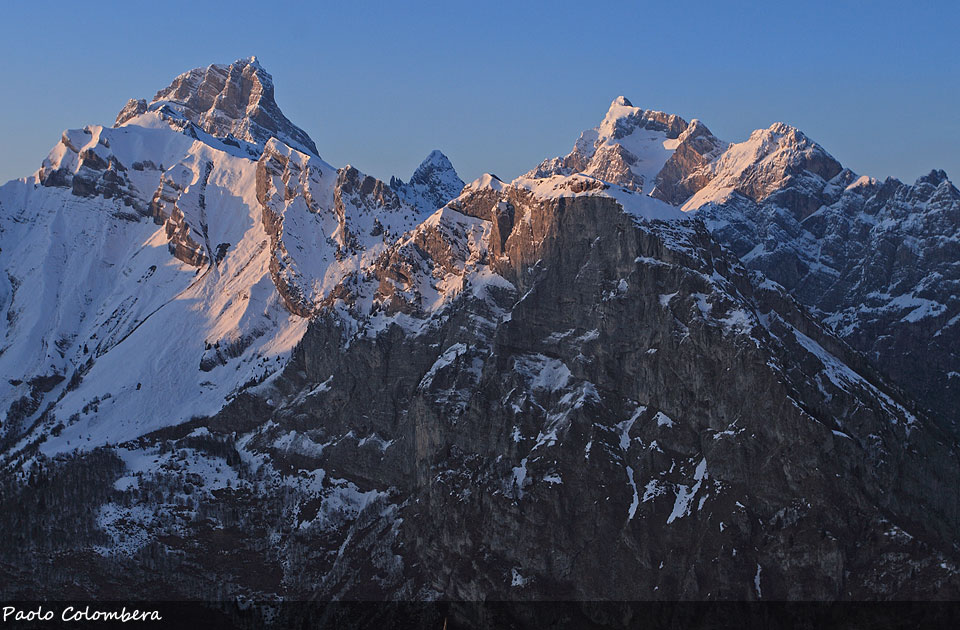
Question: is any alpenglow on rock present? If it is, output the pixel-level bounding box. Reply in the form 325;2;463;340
1;60;959;610
115;56;319;157
0;58;464;457
527;96;690;194
526;97;960;437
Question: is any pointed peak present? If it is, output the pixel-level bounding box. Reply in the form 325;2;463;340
392;149;465;212
597;97;688;141
115;57;318;157
917;169;950;187
418;149;453;170
409;149;460;184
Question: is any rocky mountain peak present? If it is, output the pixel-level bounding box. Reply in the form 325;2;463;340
410;150;457;184
677;120;843;214
115;57;319;157
390;149;465;212
906;169;960;207
523;97;690;193
917;168;952;187
597;97;688;141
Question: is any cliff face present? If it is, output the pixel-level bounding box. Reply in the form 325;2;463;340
696;170;960;432
210;189;960;600
1;61;959;604
3;183;958;601
116;56;319;157
533;99;960;436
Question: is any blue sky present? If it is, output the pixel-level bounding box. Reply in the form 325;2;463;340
1;0;957;185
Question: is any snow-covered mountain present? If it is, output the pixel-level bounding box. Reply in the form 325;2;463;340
0;57;464;457
1;60;959;607
529;97;960;434
391;149;465;212
115;56;319;157
526;96;690;195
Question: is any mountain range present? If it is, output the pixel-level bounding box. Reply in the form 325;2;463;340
1;57;958;606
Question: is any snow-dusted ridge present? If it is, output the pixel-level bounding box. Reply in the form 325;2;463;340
1;58;957;467
0;58;473;457
116;56;320;157
3;63;960;602
519;92;960;429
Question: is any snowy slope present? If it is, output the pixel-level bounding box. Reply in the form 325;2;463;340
0;115;307;454
0;60;467;458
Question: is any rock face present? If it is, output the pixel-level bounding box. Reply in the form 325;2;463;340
533;99;959;436
391;149;465;212
1;63;959;606
2;179;958;603
37;127;145;216
698;168;960;432
651;119;726;205
115;56;319;157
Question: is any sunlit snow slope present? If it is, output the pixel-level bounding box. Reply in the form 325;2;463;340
0;58;466;455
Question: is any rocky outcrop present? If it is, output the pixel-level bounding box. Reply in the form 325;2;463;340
391;149;465;212
652;119;726;205
255;140;331;316
699;169;960;431
37;127;146;216
5;184;958;602
114;98;147;125
116;57;319;157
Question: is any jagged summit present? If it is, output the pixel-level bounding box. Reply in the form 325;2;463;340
597;97;687;141
524;96;690;194
917;168;953;187
679;121;843;213
391;149;465;212
410;150;456;182
4;65;960;604
115;57;318;157
415;149;454;172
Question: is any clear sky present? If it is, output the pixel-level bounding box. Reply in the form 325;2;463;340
1;0;957;186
